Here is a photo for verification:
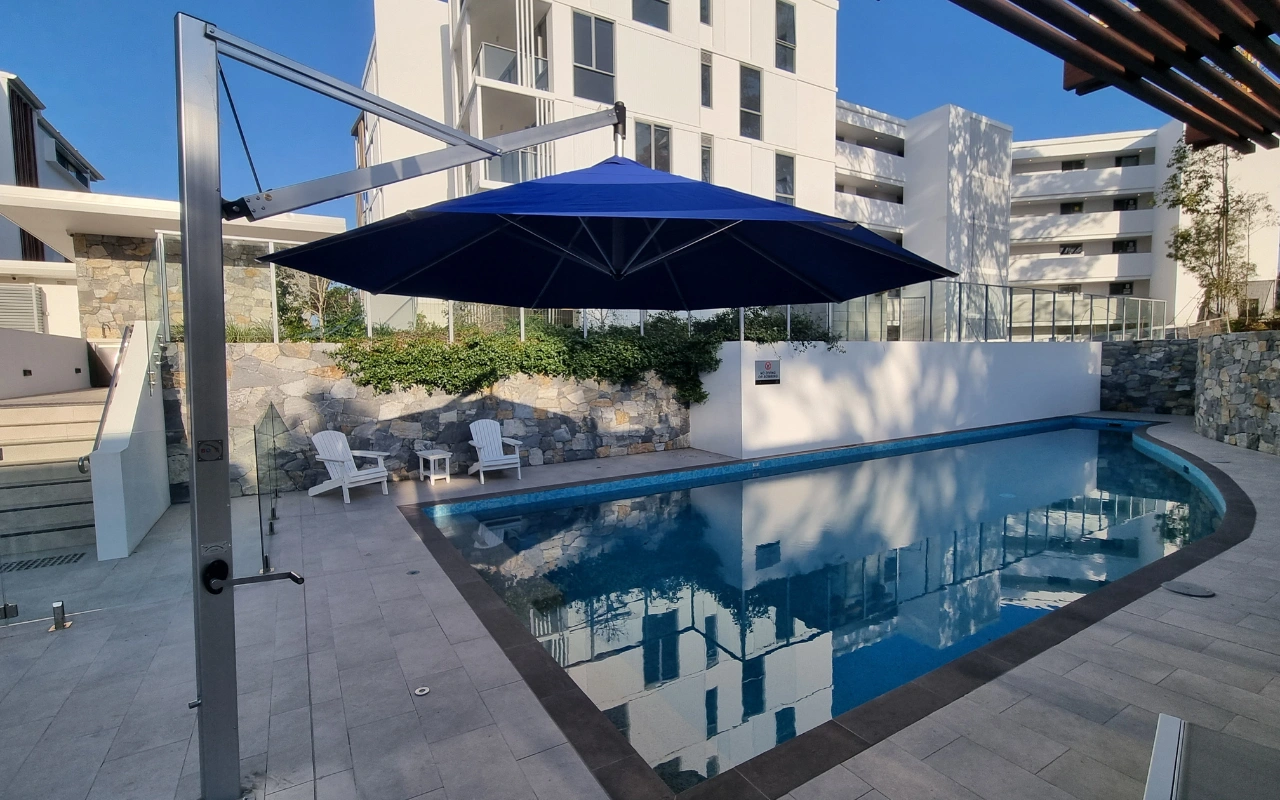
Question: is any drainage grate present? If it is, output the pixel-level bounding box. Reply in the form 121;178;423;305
0;552;86;573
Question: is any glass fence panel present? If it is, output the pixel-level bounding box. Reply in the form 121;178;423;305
1010;287;1032;342
477;43;519;84
1033;290;1055;342
899;295;927;341
1125;297;1142;341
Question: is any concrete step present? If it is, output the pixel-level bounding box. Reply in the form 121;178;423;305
0;500;95;535
0;421;100;442
0;460;86;486
0;477;92;509
0;523;97;558
0;438;95;465
0;404;104;427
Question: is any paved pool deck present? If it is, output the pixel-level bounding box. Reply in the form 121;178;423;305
0;417;1275;800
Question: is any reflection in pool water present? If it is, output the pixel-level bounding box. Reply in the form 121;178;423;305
435;429;1218;793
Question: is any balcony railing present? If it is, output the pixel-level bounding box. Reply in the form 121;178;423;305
473;43;549;91
486;147;542;184
834;192;904;231
1012;165;1156;200
1009;252;1153;283
834;140;906;183
1010;208;1154;242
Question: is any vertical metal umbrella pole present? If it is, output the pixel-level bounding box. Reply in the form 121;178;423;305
176;14;241;800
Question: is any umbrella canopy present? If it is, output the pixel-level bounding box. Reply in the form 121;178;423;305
264;156;954;310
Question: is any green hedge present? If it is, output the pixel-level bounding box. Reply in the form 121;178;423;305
335;308;839;404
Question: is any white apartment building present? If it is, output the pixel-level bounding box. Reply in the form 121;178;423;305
0;72;102;262
355;0;1278;331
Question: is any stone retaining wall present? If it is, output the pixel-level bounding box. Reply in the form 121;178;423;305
1195;331;1280;454
1100;340;1197;415
161;343;690;500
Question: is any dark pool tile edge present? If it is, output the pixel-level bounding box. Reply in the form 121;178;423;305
395;419;1257;800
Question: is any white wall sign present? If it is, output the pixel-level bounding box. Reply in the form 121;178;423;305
755;359;781;385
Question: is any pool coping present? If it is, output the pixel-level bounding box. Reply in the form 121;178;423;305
396;417;1257;800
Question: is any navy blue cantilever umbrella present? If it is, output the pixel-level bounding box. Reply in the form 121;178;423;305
264;157;954;310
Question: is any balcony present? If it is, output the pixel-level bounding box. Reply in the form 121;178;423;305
1010;209;1154;242
834;192;904;231
1009;252;1153;283
834;141;905;184
474;43;548;91
1012;165;1156;200
485;147;543;185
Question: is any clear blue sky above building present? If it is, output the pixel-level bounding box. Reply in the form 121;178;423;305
2;0;1170;226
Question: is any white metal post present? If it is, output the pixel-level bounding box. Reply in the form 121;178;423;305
738;307;745;341
175;14;241;800
519;307;525;341
448;300;455;343
785;305;791;340
157;232;171;342
268;242;281;343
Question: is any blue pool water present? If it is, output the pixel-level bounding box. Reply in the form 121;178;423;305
433;426;1219;792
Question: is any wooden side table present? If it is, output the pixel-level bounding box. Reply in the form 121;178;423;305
415;449;452;484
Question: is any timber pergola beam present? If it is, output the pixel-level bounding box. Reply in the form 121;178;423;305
946;0;1280;152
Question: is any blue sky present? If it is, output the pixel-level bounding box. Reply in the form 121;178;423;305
2;0;1169;226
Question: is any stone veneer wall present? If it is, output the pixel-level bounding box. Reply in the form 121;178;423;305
1100;340;1197;415
161;343;690;500
74;234;277;339
1195;331;1280;454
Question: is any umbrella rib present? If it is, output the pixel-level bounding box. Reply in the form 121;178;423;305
727;231;843;303
623;219;668;271
622;220;742;276
499;215;613;277
577;219;614;269
664;261;691;313
371;222;510;295
530;226;587;308
801;222;954;278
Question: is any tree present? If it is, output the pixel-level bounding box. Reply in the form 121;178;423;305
1157;137;1275;321
276;267;366;342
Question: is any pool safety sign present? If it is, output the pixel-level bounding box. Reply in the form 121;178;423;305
755;359;781;385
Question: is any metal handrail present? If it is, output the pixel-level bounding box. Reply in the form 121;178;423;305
77;323;134;474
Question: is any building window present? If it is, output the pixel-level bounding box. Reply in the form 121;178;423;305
1058;284;1082;293
756;541;781;570
705;688;718;738
742;656;765;721
1240;298;1261;317
705;614;718;667
1109;282;1134;296
1059;243;1083;255
1060;201;1083;215
55;147;90;188
642;610;679;686
633;0;669;31
1061;159;1085;171
740;65;762;140
604;704;630;740
701;51;713;108
1112;239;1138;254
707;756;720;778
776;153;795;205
1113;197;1138;211
1115;154;1140;167
701;134;713;183
776;1;797;73
636;121;672;172
775;707;797;745
701;0;712;25
573;13;615;104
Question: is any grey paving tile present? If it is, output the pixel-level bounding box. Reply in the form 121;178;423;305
998;664;1129;724
349;711;442;800
316;768;358;800
378;595;441;637
431;600;489;645
392;625;463;679
1223;715;1280;751
1239;613;1280;636
432;724;535;800
240;687;273;759
0;663;87;723
1023;648;1086;676
963;680;1028;714
265;706;313;793
1000;695;1151;781
307;648;342;705
1102;705;1160;743
788;764;873;800
517;742;609;800
481;680;568;760
1203;639;1280;674
454;635;521;691
1157;668;1280;729
1158;609;1280;655
408;666;493;744
43;671;143;740
1058;633;1176;684
0;716;51;792
270;654;311;716
923;737;1075;800
312;698;353;780
338;657;413;729
1102;610;1215;652
844;741;981;800
332;619;396;672
1114;632;1273;692
1064;661;1235;730
887;717;961;760
1037;749;1144;800
932;698;1067;773
4;725;116;800
86;738;186;800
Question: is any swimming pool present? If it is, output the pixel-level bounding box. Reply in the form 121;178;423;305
430;424;1220;793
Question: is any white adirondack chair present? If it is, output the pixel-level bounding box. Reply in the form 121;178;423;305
309;430;390;504
468;419;522;485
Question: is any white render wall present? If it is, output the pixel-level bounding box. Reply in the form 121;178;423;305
0;327;90;400
690;340;1101;459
